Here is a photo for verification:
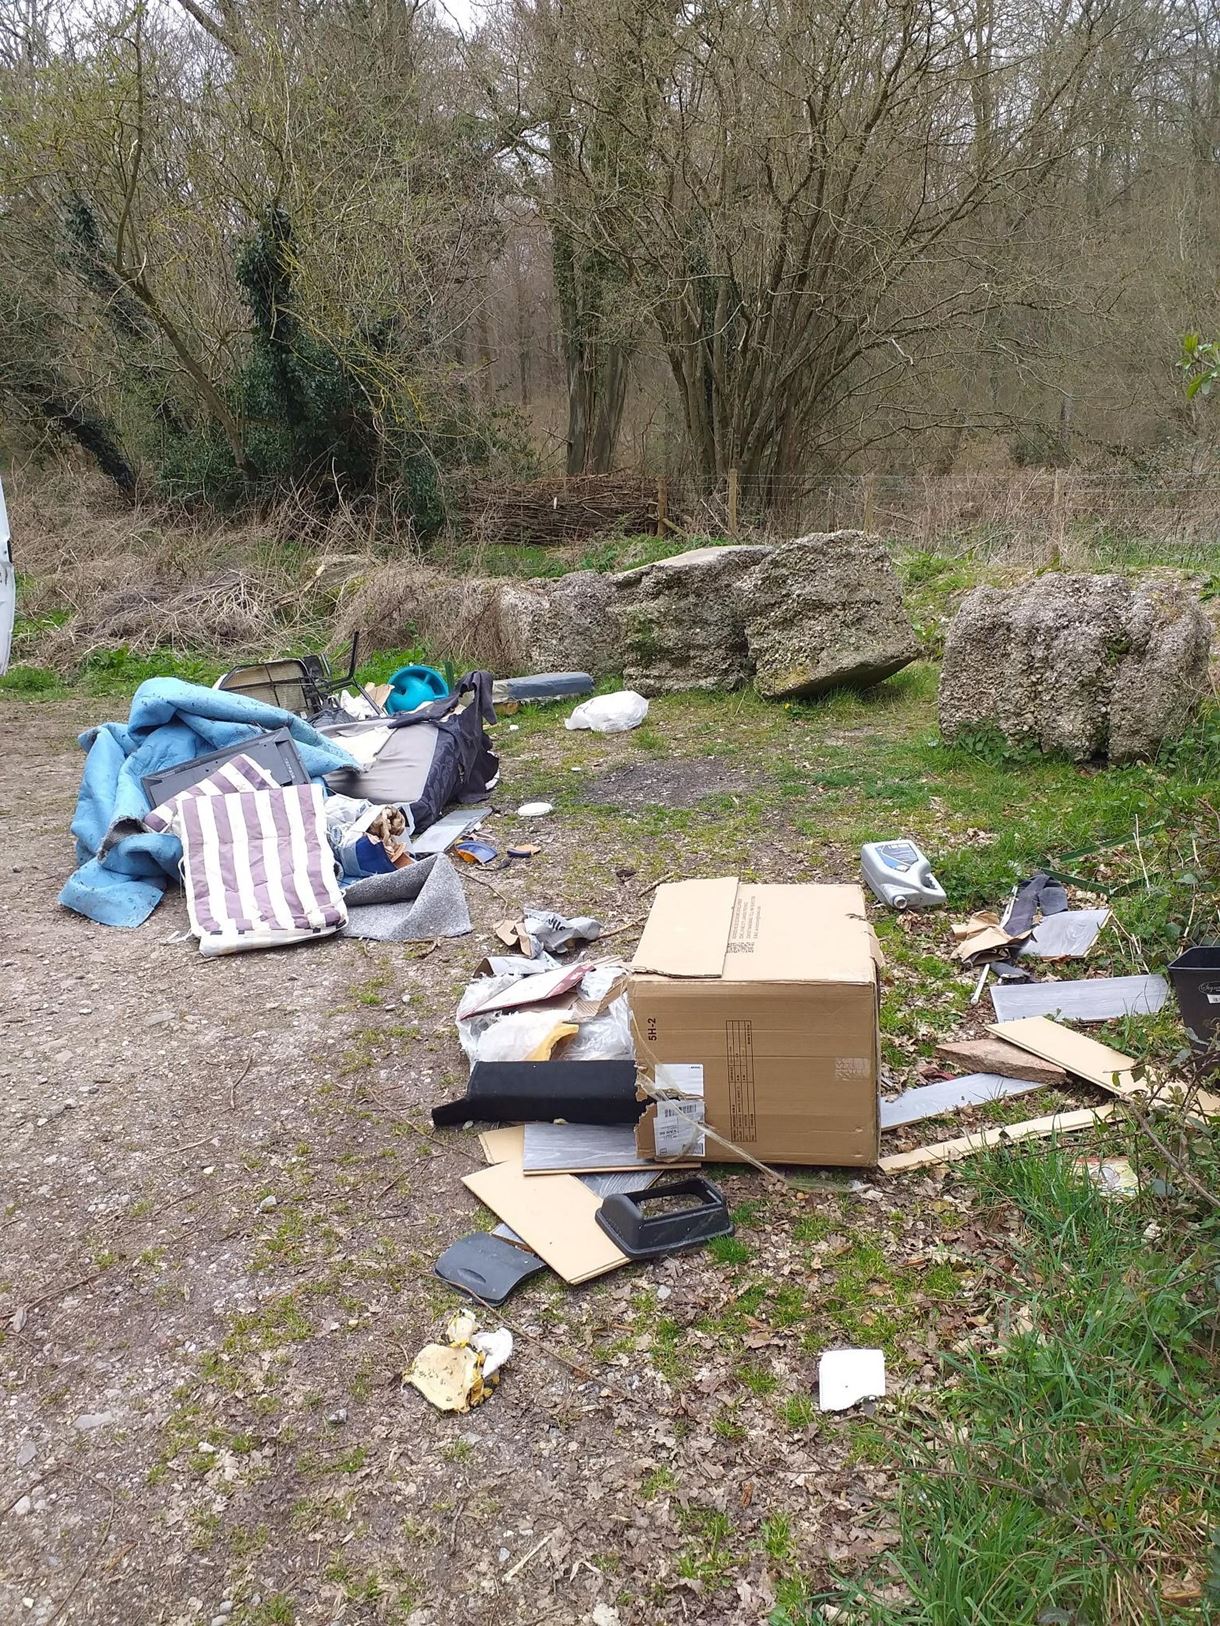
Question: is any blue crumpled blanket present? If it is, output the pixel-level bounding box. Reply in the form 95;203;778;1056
59;677;358;928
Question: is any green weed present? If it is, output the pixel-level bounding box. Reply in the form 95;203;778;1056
736;1362;778;1396
641;1466;678;1500
781;1393;816;1431
676;1507;738;1589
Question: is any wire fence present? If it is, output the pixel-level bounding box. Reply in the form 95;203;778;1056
806;471;1220;559
460;466;1220;562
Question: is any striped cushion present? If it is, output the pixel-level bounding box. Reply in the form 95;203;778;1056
145;756;346;955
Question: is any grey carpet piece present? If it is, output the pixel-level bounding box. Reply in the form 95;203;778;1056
880;1072;1044;1130
343;856;436;907
341;853;471;942
991;974;1168;1022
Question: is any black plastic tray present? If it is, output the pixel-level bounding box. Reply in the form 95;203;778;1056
596;1176;732;1260
434;1232;547;1304
142;727;308;808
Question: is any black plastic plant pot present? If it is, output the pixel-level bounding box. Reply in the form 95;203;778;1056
1168;945;1220;1064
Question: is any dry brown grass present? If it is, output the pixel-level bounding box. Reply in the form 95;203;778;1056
814;467;1220;565
10;454;1218;675
332;561;535;670
8;462;387;668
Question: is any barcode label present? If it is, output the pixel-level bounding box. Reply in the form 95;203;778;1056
654;1099;706;1157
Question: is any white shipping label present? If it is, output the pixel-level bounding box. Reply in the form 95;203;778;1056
653;1098;706;1158
654;1062;704;1098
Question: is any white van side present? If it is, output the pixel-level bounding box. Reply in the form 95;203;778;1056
0;475;12;675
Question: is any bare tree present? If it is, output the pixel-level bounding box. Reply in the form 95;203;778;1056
521;0;1156;497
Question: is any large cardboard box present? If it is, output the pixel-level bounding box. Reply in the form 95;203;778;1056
629;878;880;1167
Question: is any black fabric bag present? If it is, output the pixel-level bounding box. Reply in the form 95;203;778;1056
324;671;498;833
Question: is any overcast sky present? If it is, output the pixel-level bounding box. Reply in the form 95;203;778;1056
435;0;480;36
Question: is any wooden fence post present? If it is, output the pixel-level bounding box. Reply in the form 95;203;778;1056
1051;469;1065;564
727;468;739;537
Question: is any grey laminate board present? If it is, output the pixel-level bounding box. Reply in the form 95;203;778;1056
991;974;1167;1023
413;805;492;854
523;1121;669;1174
1018;909;1110;959
880;1072;1044;1130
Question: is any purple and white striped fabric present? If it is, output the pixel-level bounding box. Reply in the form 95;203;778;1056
145;755;346;956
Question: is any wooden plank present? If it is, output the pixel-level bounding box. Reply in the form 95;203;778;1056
936;1037;1067;1087
986;1016;1145;1098
991;1019;1220;1121
478;1125;524;1164
878;1106;1115;1174
461;1158;628;1284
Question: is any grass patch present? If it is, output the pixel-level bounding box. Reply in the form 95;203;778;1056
793;1212;839;1243
789;1126;1220;1625
676;1507;739;1589
781;1393;816;1431
244;1597;296;1625
736;1361;779;1396
708;1234;753;1266
641;1465;678;1500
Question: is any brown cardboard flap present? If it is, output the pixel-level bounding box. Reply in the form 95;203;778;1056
631;877;738;978
724;884;875;984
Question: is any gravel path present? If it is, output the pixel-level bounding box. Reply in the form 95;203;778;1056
0;696;983;1626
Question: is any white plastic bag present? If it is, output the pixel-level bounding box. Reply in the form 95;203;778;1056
563;994;635;1061
565;691;649;734
468;1008;568;1064
454;962;636;1065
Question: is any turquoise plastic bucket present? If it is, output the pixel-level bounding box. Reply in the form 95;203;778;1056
385;663;449;713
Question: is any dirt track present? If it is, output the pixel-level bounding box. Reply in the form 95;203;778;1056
0;696;985;1626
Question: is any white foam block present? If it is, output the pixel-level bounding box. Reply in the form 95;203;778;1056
819;1348;886;1412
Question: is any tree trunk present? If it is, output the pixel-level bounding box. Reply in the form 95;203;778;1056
566;336;627;474
554;224;627;475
